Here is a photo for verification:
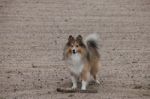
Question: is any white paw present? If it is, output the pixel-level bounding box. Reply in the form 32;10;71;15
71;85;77;89
95;80;100;84
81;80;87;90
81;87;86;90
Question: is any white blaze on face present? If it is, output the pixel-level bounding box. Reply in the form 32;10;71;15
72;46;77;54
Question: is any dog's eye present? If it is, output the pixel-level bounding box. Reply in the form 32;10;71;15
76;45;79;47
71;45;73;47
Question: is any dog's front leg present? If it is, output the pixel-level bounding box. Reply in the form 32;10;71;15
81;80;87;90
81;67;89;90
71;75;77;89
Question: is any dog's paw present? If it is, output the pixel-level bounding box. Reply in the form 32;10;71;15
71;85;77;89
81;87;86;90
95;80;100;85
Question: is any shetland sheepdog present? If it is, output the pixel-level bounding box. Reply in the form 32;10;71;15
63;34;100;90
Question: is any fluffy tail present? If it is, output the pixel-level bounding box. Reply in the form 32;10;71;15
84;33;99;49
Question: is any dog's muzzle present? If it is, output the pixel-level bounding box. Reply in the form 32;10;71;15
72;49;76;54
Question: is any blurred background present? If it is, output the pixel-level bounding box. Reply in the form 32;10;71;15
0;0;150;99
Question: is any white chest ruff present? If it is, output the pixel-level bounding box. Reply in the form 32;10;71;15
68;54;84;75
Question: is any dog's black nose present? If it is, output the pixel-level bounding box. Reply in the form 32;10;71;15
72;50;76;54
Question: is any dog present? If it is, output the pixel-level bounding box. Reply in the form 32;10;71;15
63;34;100;90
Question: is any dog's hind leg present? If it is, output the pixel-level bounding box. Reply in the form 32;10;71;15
90;62;100;84
92;74;100;84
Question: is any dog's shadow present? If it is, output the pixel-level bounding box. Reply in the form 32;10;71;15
59;80;103;90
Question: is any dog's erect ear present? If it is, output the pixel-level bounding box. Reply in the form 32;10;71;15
68;35;74;41
76;35;85;47
76;35;82;41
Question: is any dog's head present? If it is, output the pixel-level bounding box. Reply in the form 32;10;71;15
65;35;86;55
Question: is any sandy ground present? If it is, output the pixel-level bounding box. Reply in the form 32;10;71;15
0;0;150;99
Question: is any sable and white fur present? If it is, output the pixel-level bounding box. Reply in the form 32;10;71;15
63;34;100;90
